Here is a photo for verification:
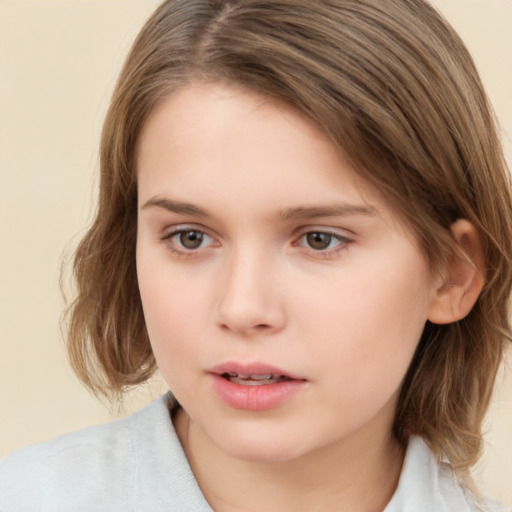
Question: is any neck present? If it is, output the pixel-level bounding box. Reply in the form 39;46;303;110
174;409;404;512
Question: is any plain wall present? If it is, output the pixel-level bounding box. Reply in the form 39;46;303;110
1;0;511;505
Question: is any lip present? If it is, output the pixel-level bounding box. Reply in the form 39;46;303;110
209;361;307;411
210;362;305;381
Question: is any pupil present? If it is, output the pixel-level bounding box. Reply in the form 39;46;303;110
180;231;203;249
307;232;331;250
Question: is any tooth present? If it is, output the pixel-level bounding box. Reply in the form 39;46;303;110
249;374;274;381
228;375;282;385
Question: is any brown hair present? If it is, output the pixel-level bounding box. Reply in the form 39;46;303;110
66;0;512;475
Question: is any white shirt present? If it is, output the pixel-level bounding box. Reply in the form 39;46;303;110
0;393;508;511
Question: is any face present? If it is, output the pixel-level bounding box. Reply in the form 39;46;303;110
136;83;440;463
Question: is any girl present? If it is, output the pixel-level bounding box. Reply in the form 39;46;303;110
1;1;511;510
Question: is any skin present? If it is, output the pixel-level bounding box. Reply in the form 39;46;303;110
135;82;471;511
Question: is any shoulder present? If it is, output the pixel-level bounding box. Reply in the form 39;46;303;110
385;437;511;512
0;394;187;512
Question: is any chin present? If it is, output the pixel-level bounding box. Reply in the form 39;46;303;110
225;442;306;463
209;426;318;463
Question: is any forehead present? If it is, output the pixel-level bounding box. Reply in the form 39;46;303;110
136;82;401;229
137;82;342;178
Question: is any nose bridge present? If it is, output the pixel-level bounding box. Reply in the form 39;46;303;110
216;241;284;335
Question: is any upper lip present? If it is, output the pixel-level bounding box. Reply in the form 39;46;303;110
209;362;306;381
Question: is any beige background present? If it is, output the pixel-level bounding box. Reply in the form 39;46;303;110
1;0;511;505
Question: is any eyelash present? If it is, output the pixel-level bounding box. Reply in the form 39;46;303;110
160;228;217;257
160;227;353;259
294;231;353;258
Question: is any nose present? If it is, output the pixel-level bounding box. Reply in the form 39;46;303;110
216;248;286;337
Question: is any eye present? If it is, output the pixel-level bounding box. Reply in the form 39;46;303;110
163;229;215;251
178;230;205;249
297;231;350;252
305;232;335;250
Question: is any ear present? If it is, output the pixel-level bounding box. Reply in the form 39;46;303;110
427;219;486;325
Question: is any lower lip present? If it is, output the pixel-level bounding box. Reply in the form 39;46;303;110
211;374;306;411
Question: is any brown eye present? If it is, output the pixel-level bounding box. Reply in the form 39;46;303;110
306;232;334;250
179;230;205;249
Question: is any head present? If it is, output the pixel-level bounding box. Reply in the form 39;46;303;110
66;0;512;474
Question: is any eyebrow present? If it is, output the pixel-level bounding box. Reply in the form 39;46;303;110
141;196;378;220
278;204;378;221
141;197;210;217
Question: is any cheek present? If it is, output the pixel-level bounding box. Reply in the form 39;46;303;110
295;249;433;384
136;251;208;376
297;255;430;335
139;278;209;402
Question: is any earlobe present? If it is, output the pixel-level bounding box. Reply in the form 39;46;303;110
427;219;486;325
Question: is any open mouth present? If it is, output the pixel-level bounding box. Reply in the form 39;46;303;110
220;372;292;386
211;364;306;410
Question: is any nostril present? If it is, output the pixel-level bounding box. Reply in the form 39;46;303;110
218;322;272;336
